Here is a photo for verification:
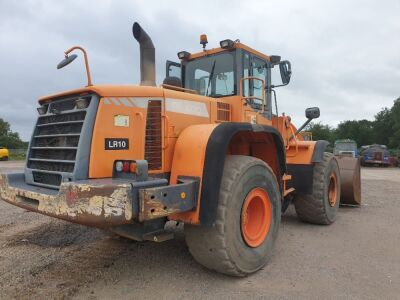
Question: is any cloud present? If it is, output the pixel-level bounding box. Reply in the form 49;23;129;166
0;0;399;140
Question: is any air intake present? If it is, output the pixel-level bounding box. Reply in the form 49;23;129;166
145;100;162;170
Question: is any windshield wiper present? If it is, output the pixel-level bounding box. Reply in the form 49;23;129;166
206;60;216;96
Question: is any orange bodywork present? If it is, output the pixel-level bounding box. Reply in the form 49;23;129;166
169;124;218;224
37;44;318;225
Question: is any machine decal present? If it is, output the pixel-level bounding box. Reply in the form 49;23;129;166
114;115;130;127
166;98;209;118
110;98;121;106
105;138;129;150
103;97;151;109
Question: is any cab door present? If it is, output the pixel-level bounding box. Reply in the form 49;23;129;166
242;52;272;123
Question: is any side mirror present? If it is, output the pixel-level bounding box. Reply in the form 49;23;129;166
57;54;78;69
279;60;292;85
292;107;321;139
305;107;320;119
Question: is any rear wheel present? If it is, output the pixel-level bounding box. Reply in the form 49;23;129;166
294;152;340;225
185;155;281;276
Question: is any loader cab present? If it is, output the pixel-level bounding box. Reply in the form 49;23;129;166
166;45;274;119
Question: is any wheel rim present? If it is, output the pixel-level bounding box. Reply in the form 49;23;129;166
328;172;338;207
241;188;272;248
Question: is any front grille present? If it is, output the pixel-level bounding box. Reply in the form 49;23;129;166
28;160;75;173
33;135;80;148
50;98;79;112
145;100;162;170
32;171;62;186
27;95;92;188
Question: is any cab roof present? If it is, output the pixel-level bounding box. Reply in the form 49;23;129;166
187;42;271;62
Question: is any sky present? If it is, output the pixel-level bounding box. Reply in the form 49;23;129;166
0;0;399;140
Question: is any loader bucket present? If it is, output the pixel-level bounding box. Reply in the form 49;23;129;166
336;156;361;205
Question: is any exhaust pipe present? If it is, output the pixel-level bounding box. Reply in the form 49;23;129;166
132;22;156;86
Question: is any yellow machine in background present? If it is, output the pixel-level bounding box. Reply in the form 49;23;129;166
0;147;9;161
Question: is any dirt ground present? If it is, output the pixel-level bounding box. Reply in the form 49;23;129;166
0;161;399;300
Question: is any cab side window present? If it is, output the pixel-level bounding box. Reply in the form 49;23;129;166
251;57;267;105
242;52;268;109
243;53;251;97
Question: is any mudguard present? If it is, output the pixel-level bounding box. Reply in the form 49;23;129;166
170;122;286;226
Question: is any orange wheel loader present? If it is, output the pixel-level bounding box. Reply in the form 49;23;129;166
0;22;361;276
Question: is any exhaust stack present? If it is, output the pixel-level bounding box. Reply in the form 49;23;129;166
132;22;156;86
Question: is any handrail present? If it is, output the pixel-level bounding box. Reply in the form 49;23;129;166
239;76;265;112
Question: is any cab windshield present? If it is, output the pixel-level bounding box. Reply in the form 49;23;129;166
184;52;235;97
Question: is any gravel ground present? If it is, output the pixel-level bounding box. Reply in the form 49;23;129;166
0;161;399;300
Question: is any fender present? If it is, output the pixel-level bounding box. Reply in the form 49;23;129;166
311;140;330;162
169;122;286;226
286;140;330;195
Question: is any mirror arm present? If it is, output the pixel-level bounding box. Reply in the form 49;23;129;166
269;82;289;89
295;118;312;136
289;118;312;141
64;46;93;87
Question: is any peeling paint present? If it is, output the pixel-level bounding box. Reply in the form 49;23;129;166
0;174;134;227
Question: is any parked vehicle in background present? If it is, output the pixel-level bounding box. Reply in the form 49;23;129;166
361;144;390;167
333;139;361;205
334;139;358;158
0;147;9;161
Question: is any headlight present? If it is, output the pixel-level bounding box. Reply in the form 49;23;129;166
177;51;191;60
219;39;234;49
37;105;48;115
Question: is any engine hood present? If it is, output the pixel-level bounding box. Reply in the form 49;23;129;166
38;84;164;104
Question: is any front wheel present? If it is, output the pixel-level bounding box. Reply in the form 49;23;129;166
185;155;281;276
294;152;341;225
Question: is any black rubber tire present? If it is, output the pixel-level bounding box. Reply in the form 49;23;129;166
185;155;281;277
4;157;9;161
294;152;340;225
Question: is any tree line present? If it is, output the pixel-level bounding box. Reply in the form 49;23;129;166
0;118;28;149
306;97;400;150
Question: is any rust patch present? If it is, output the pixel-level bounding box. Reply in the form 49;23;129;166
0;174;134;227
139;190;181;222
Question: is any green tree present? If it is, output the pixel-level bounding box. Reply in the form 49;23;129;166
305;122;336;144
335;119;374;147
0;118;11;136
0;118;28;149
388;97;400;149
373;107;393;146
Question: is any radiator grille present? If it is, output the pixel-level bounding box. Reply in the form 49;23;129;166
145;100;162;170
27;96;91;188
217;102;231;122
32;171;62;187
